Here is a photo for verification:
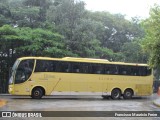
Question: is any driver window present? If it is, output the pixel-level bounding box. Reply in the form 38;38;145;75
15;59;34;84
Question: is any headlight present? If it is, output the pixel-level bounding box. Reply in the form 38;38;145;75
8;86;13;94
9;87;12;91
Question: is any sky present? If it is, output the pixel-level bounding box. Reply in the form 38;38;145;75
82;0;160;19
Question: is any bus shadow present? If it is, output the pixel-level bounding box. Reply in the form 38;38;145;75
102;96;147;101
10;95;149;101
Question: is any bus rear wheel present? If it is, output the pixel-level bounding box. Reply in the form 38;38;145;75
123;89;133;99
31;88;43;99
111;89;121;100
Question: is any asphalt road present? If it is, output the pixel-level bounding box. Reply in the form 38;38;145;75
0;94;160;120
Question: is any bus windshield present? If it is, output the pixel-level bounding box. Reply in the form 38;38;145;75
14;59;34;84
9;60;20;85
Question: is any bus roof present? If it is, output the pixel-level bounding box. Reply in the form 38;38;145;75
17;56;149;66
62;57;109;62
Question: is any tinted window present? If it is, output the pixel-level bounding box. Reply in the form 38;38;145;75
147;68;152;75
57;62;71;72
138;66;151;76
34;60;152;76
118;65;135;75
91;64;104;74
81;63;90;73
117;65;151;76
118;65;128;75
15;59;34;84
71;63;90;74
104;64;118;75
103;64;151;76
35;60;57;72
72;63;81;73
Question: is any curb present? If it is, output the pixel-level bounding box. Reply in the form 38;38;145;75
0;99;7;107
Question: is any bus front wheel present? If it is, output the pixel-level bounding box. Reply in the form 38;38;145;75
31;88;43;99
111;88;121;100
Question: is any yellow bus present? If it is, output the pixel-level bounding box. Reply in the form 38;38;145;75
8;57;153;99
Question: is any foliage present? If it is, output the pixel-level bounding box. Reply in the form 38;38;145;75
142;4;160;67
0;0;145;62
121;39;148;63
0;25;70;58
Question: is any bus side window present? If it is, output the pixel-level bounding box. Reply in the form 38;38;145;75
58;62;70;73
91;64;103;74
125;66;132;75
139;67;147;76
35;60;43;72
50;61;57;72
104;65;118;75
81;63;90;73
35;60;58;72
130;67;139;76
72;63;80;73
104;65;110;74
110;65;118;74
147;68;152;75
42;61;50;72
119;65;127;75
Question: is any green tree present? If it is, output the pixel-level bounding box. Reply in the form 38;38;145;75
9;0;52;28
0;25;21;59
15;27;71;57
87;11;144;53
23;0;52;22
142;4;160;67
121;40;148;63
0;25;22;92
0;0;12;26
47;0;86;55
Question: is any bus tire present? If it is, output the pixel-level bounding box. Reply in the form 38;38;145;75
123;89;133;99
31;88;43;99
111;88;121;100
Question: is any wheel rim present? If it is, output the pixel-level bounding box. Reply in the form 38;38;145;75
126;91;131;97
34;90;40;97
32;88;43;99
124;89;133;99
113;92;119;98
112;89;121;99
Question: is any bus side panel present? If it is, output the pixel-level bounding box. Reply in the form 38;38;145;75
50;73;70;95
50;73;104;95
30;73;153;96
87;74;103;93
30;73;51;95
135;76;153;96
13;82;30;95
102;75;153;96
70;74;88;93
